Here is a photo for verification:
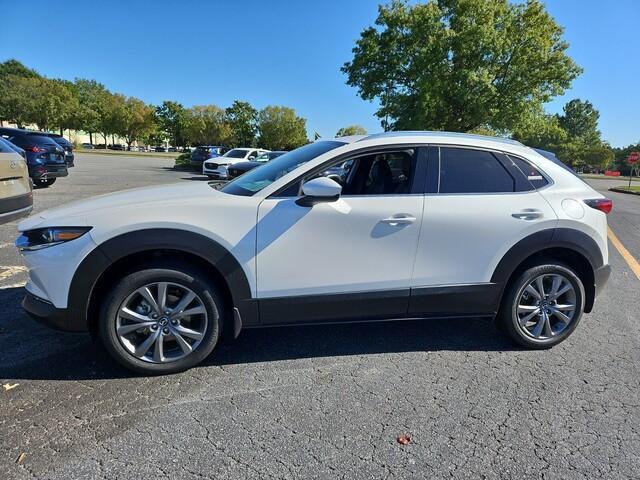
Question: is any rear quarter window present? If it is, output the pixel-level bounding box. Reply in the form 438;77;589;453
508;155;549;189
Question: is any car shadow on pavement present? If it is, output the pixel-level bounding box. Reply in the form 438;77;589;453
180;175;211;181
0;284;518;382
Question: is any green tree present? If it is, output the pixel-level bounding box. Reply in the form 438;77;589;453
513;100;613;171
0;59;40;79
336;125;367;137
118;97;157;149
70;79;110;144
21;77;74;131
96;92;127;146
226;100;258;147
257;105;308;150
0;75;33;127
156;101;187;147
558;99;600;145
342;0;581;132
183;105;233;146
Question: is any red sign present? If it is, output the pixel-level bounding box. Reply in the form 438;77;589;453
628;151;640;164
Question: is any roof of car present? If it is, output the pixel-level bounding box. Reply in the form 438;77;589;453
0;127;54;137
334;131;525;149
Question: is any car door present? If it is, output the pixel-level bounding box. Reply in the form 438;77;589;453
409;146;557;316
256;147;426;324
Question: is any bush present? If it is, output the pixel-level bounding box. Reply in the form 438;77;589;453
174;152;191;170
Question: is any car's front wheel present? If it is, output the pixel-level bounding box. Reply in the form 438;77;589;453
98;262;223;374
497;263;585;349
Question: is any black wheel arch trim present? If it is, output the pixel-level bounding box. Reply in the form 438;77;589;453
67;228;256;331
491;227;605;312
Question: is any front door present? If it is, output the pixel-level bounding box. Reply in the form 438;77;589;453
256;148;425;324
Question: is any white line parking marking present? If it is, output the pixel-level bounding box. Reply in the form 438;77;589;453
0;282;26;290
0;243;13;249
0;266;27;282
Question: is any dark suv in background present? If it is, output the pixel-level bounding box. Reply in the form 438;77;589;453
190;145;226;168
0;128;68;188
46;134;75;167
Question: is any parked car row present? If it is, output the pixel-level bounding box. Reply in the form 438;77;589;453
201;148;278;179
0;127;72;188
0;136;33;225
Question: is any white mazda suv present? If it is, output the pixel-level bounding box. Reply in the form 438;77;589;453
202;147;269;179
16;132;612;374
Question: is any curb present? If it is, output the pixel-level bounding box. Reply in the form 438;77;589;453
610;187;640;196
76;150;179;159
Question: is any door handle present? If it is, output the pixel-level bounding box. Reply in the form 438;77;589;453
380;215;417;226
511;209;543;221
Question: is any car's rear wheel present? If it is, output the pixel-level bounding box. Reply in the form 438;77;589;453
33;178;56;188
98;263;223;374
497;263;585;349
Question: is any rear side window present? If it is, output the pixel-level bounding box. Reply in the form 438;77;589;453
438;147;515;194
508;155;549;189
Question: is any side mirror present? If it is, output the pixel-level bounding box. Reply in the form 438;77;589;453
296;177;342;207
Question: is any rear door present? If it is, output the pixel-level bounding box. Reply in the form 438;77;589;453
409;146;557;316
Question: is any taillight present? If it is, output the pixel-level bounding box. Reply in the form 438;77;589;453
584;198;613;214
26;146;47;153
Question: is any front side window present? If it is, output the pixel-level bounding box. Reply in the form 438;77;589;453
438;147;516;194
280;149;417;197
221;141;346;196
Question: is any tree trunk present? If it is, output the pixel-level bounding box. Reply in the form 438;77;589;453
89;132;93;144
60;127;63;136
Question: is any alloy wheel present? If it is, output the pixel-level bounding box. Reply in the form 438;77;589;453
515;273;577;340
115;282;208;363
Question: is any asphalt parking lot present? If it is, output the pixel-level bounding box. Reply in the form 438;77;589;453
1;154;639;479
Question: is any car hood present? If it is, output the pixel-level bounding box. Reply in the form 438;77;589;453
19;182;220;231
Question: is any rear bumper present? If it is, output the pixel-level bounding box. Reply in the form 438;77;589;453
22;292;86;332
594;264;611;297
29;164;69;179
0;193;33;225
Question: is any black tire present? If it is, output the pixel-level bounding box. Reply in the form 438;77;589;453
98;262;224;375
497;263;585;349
33;178;56;188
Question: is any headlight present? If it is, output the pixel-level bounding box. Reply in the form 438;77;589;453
16;227;92;251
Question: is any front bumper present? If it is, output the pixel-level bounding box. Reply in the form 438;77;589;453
202;164;229;179
594;264;611;297
22;292;86;332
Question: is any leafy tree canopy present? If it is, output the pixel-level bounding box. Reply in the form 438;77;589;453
342;0;581;132
336;125;367;137
226;100;258;147
156;101;187;147
0;59;40;79
182;105;232;146
257;106;308;150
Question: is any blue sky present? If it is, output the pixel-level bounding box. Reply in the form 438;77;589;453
1;0;638;146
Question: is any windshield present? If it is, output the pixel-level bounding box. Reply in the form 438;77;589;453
223;149;249;159
254;153;270;162
221;141;346;196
